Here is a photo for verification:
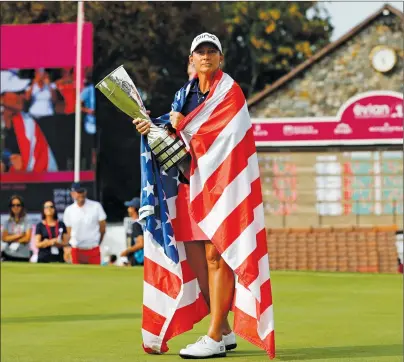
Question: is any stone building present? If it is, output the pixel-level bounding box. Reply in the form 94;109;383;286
247;4;403;229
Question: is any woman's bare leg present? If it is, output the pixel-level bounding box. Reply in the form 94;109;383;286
184;241;232;335
205;241;235;342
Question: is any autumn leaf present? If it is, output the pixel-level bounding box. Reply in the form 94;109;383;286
265;21;276;34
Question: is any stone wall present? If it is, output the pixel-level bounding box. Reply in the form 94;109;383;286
267;225;399;273
250;13;403;118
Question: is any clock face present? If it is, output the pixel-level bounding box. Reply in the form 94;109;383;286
370;46;397;73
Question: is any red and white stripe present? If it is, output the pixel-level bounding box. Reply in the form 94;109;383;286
178;70;275;358
12;112;58;172
142;231;209;354
142;70;274;359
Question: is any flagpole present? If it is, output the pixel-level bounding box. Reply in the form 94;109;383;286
74;1;84;182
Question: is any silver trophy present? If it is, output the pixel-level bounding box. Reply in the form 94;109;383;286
95;65;190;181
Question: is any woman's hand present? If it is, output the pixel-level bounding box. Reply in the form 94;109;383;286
169;111;184;129
13;233;24;241
133;110;152;136
120;249;128;257
48;238;58;246
133;118;151;135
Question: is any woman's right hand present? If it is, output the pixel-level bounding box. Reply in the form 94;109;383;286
133;118;151;135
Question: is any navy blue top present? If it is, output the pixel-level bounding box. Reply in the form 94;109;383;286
181;80;210;116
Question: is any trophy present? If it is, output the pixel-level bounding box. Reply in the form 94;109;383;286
95;65;190;182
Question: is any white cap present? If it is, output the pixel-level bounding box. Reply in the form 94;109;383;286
1;70;31;94
190;33;222;54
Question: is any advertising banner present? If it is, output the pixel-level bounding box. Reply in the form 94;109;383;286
252;91;403;147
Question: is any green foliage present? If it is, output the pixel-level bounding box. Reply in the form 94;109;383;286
219;1;333;96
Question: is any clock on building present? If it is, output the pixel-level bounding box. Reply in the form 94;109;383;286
369;45;397;73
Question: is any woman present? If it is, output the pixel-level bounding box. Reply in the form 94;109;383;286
134;33;274;359
1;195;32;262
35;200;68;263
55;68;76;115
26;68;58;119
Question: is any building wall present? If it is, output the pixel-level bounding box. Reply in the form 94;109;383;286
250;13;403;118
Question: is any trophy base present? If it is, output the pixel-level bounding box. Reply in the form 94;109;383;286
163;152;191;185
149;134;191;184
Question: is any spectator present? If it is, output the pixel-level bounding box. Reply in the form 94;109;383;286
81;71;96;135
1;195;32;262
35;200;68;263
0;70;58;173
26;68;59;119
63;182;107;265
55;68;76;115
120;197;144;266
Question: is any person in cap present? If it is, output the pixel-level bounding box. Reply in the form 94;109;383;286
0;70;58;173
63;182;107;265
134;33;241;358
120;197;144;266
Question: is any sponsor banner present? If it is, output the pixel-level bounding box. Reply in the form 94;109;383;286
252;91;403;146
0;171;95;184
0;23;93;69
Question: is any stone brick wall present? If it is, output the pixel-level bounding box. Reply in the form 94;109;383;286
267;226;399;273
250;13;403;118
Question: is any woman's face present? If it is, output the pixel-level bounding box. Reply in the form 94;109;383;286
35;69;46;81
10;198;23;216
190;43;223;76
43;202;56;217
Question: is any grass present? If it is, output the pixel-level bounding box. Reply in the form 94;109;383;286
1;263;402;362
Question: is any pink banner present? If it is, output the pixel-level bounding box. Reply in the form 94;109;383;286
0;171;95;184
252;91;403;146
0;22;93;69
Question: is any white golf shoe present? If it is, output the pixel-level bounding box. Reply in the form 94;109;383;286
179;335;226;359
223;332;237;351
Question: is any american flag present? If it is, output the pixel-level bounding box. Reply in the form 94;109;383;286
139;70;275;359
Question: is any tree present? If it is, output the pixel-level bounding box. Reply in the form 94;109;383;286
219;2;333;96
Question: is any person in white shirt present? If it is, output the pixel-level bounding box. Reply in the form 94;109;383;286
63;182;107;264
26;68;58;119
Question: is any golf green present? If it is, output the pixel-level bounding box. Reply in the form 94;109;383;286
1;263;402;362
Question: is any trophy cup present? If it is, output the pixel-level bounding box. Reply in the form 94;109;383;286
95;65;190;182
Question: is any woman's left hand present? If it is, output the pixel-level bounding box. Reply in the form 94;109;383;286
169;111;184;129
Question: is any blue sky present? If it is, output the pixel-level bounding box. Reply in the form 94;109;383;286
324;1;403;40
